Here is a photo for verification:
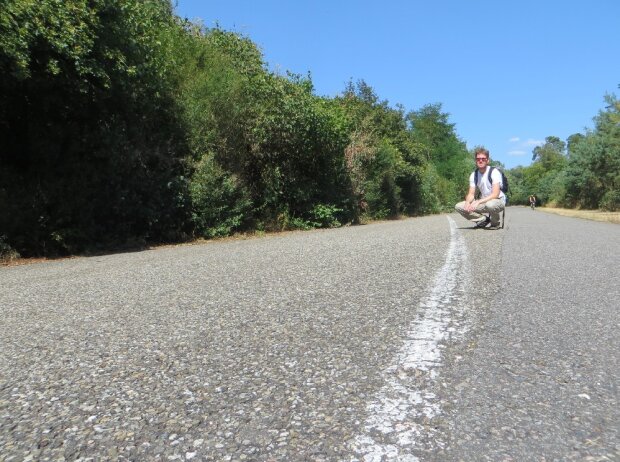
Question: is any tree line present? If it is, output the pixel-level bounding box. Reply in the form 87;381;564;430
506;95;619;210
1;0;617;259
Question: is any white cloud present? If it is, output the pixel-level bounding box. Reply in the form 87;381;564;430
508;150;527;156
509;137;520;143
524;138;544;147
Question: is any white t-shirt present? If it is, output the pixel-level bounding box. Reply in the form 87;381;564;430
469;167;506;203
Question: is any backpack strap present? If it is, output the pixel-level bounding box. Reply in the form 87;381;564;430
487;166;495;185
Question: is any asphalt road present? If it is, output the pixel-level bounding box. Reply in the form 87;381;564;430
0;207;618;461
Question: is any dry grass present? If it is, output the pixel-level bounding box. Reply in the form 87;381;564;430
538;207;620;224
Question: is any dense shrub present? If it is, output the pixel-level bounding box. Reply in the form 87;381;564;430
0;0;190;256
189;154;252;238
600;190;620;211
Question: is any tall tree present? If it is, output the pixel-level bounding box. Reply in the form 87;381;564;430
563;93;620;210
406;103;470;208
531;136;567;170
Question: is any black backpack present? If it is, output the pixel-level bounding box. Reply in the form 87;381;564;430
474;166;509;195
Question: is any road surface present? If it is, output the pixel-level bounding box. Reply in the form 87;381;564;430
1;207;618;461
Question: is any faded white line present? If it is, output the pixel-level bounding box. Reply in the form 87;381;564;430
349;216;469;461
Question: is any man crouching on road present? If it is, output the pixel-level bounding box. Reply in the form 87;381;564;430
455;146;506;229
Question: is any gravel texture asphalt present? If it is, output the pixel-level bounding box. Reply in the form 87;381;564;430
437;207;619;462
0;208;617;461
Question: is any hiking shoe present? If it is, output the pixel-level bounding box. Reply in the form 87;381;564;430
474;216;490;228
487;223;501;230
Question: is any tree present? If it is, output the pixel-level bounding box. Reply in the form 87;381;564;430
406;103;471;209
567;133;586;158
562;93;620;210
509;89;620;210
0;0;190;256
531;136;567;170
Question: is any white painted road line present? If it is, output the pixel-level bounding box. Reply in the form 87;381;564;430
349;216;470;461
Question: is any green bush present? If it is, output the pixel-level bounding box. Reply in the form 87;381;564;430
189;155;252;238
418;164;443;214
600;190;620;211
0;0;191;256
0;234;20;262
310;204;343;228
277;212;314;231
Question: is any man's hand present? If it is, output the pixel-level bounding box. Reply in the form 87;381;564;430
465;200;479;213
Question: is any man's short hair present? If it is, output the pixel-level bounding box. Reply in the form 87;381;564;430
474;146;489;159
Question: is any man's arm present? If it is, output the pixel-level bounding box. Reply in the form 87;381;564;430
464;186;477;212
464;186;475;204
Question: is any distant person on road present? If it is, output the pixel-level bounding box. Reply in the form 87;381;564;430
455;147;506;229
529;195;536;209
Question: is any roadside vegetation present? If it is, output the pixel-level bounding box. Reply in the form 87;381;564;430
1;0;618;263
506;97;620;211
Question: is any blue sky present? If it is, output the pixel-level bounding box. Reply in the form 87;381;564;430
173;1;620;169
